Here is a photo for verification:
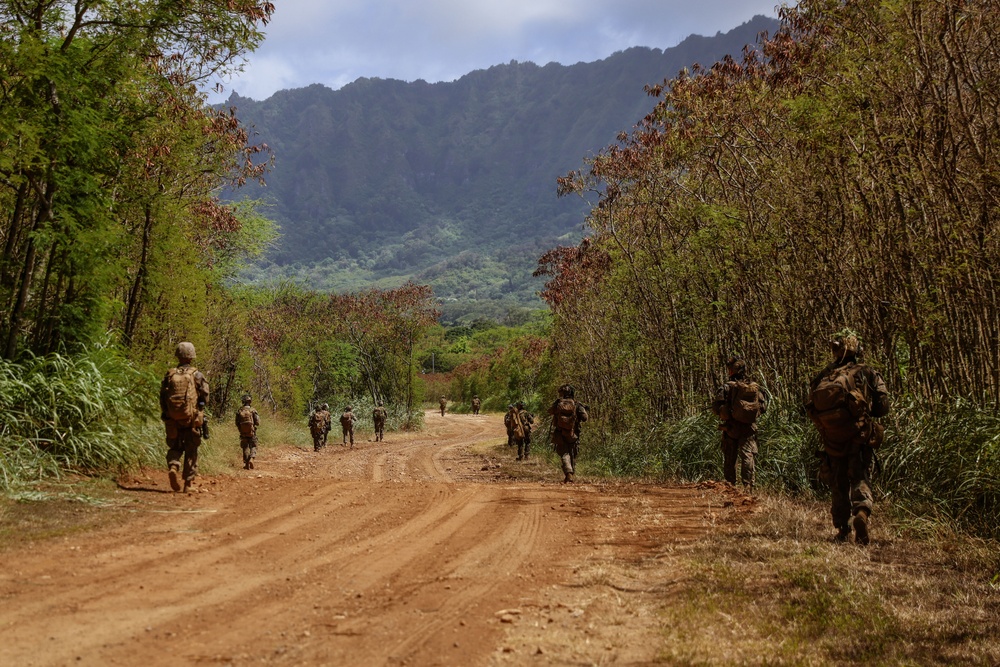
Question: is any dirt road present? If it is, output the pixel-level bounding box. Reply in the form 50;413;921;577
1;412;739;666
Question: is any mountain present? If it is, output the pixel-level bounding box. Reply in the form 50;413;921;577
230;16;779;323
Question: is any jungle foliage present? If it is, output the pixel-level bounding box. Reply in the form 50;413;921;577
542;0;1000;536
0;2;441;488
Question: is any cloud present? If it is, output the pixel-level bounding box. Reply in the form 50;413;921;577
212;0;786;102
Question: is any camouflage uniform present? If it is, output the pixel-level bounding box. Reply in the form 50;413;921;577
235;395;260;470
439;396;447;417
504;405;516;447
310;404;331;451
808;332;889;545
513;402;535;460
341;407;356;447
159;342;210;493
372;403;388;442
548;385;588;483
711;357;768;491
471;396;481;415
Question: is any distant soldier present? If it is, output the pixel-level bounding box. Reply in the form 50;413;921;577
341;405;356;448
504;404;517;447
160;342;210;493
711;356;768;492
309;403;331;452
439;396;447;417
548;384;588;483
372;401;388;442
235;394;260;470
807;330;889;545
471;395;482;415
513;401;535;460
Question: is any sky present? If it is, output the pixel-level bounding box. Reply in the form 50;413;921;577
211;1;785;103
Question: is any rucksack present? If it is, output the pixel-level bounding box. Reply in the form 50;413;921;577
553;398;577;434
729;381;763;424
237;406;256;437
309;411;328;435
511;410;526;440
808;365;869;447
340;412;353;428
165;367;202;428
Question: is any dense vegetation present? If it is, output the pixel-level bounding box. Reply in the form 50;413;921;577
227;17;779;321
0;2;440;489
533;0;1000;537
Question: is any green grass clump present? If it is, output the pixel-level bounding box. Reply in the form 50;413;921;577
0;346;160;491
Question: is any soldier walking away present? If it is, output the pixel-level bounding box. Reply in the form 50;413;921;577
439;396;447;417
548;384;588;483
341;405;356;448
372;401;388;442
711;356;768;493
160;342;210;493
504;404;517;447
807;330;889;546
514;401;535;460
471;395;481;415
235;394;260;470
309;403;331;452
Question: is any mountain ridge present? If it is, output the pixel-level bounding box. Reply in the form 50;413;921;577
230;15;779;322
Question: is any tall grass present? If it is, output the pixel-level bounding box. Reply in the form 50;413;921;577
580;398;1000;539
0;346;160;491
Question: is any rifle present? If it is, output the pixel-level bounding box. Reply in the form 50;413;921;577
201;413;211;440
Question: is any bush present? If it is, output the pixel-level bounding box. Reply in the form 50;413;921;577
0;346;161;491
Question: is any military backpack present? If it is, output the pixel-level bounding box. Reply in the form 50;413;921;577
729;381;764;424
165;367;203;428
553;398;577;435
807;364;869;448
237;406;256;437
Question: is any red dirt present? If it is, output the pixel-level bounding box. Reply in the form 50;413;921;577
0;411;745;666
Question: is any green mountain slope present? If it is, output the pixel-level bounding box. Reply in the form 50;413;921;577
232;16;778;322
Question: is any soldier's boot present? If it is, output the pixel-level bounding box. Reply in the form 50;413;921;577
853;510;870;546
834;525;851;543
183;479;193;493
168;464;182;492
563;472;574;483
248;459;254;470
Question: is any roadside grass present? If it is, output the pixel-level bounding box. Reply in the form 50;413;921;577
658;494;1000;665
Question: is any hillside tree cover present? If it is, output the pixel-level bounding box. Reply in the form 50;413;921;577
539;0;1000;535
0;1;444;488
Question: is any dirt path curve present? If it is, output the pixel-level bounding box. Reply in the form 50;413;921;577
1;411;738;666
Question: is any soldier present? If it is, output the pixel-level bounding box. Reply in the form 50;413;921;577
309;403;331;452
235;394;260;470
807;330;889;545
471;395;481;415
514;401;535;460
439;396;447;417
341;405;356;448
372;401;388;442
548;384;588;483
711;356;768;492
159;342;210;493
504;404;516;447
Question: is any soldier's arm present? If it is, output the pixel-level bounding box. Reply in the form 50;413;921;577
867;369;890;418
253;410;260;426
194;371;210;407
576;403;589;423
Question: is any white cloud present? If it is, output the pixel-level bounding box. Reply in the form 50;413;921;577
211;0;787;102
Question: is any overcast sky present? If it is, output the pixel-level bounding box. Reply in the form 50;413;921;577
211;1;786;102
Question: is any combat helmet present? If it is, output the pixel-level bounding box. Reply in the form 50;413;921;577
345;405;352;411
242;394;252;405
558;384;575;398
175;341;196;362
830;328;861;362
726;355;746;378
321;403;329;411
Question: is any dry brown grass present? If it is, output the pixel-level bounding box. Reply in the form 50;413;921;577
655;494;1000;665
